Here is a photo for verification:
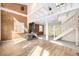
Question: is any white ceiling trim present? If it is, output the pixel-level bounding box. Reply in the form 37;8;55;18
27;4;46;16
46;5;79;20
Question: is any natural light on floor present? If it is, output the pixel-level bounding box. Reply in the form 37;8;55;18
29;46;49;56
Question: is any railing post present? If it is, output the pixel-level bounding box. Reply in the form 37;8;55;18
75;12;79;46
75;27;78;46
53;25;56;39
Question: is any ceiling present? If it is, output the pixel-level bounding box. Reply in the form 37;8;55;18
26;3;58;25
19;3;79;25
19;3;62;25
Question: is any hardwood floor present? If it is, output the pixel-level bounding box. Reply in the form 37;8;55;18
0;39;79;56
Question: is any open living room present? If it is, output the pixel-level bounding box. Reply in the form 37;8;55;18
0;3;79;56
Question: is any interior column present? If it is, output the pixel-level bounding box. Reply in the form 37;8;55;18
45;20;48;40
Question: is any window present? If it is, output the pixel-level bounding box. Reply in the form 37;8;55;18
39;25;43;32
14;22;24;33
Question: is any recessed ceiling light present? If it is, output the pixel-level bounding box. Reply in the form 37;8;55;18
49;7;52;11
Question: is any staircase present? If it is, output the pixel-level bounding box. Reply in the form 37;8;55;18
52;9;79;45
54;27;75;40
